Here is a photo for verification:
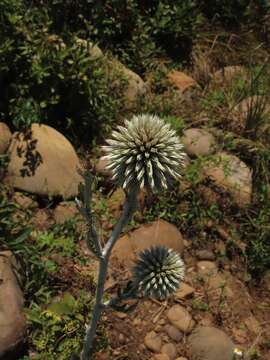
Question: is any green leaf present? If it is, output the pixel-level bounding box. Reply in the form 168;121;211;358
47;293;76;315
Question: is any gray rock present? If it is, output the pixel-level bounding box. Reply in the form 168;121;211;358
0;253;26;358
188;326;235;360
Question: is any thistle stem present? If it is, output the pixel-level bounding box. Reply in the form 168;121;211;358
80;188;138;360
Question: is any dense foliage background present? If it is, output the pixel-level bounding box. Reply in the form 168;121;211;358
1;0;269;144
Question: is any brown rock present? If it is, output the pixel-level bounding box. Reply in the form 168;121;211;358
164;324;183;342
109;58;147;107
54;201;78;224
206;273;234;301
202;152;252;206
0;122;12;154
244;316;261;334
233;96;270;126
144;331;162;353
6;124;82;199
13;192;38;209
175;358;188;360
211;66;247;86
196;250;215;261
181;128;217;157
197;261;218;277
174;283;195;300
161;343;177;359
153;355;170;360
112;220;185;266
0;253;26;358
94;158;112;178
168;71;199;93
188;326;234;360
167;305;195;334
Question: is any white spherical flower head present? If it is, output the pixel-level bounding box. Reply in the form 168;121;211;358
102;114;186;192
132;246;185;300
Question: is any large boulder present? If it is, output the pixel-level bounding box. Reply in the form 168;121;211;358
75;38;147;108
0;252;26;359
0;122;12;154
5;124;82;199
202;152;252;206
188;326;235;360
111;220;185;266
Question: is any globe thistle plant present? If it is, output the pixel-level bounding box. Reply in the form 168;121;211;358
102;114;186;192
132;246;185;300
76;114;187;360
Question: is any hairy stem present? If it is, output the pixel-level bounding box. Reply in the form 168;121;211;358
80;189;138;360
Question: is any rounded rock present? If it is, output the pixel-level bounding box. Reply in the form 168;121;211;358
112;219;185;267
167;305;195;334
0;122;12;154
202;152;252;207
181;128;217;157
144;331;162;353
188;326;235;360
5;124;82;199
161;343;177;359
164;324;183;342
196;250;215;261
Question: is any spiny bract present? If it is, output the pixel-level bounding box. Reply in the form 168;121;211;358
102;114;186;192
132;246;185;300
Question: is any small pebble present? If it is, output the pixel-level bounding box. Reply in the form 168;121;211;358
144;331;162;353
161;343;177;359
196;250;216;261
164;324;183;342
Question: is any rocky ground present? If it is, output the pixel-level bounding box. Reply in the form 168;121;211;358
1;56;270;360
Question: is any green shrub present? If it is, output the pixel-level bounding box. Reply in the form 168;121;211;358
198;0;269;26
34;0;202;73
0;2;123;144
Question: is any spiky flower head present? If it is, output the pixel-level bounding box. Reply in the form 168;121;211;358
132;246;185;300
102;114;186;193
